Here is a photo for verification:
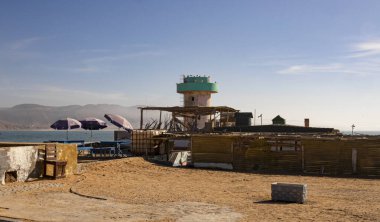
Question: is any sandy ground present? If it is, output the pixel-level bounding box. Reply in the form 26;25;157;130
0;157;380;221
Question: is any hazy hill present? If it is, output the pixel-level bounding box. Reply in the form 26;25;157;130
0;104;146;130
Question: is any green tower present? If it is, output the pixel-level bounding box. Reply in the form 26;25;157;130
176;75;218;128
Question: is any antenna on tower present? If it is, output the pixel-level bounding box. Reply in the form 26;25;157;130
180;74;184;82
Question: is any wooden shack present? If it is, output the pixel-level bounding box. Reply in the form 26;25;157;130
272;115;286;125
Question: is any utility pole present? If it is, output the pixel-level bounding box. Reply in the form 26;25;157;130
351;124;355;136
258;114;263;126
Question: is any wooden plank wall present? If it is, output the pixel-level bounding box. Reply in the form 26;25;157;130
233;137;302;172
346;139;380;176
190;135;380;176
131;130;165;155
301;139;380;176
191;136;234;164
302;140;346;175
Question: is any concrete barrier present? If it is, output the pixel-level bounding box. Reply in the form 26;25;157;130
0;146;42;185
0;143;77;185
271;182;307;203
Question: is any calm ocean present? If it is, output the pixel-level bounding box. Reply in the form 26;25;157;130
0;130;379;143
0;130;114;142
0;130;380;142
341;131;380;136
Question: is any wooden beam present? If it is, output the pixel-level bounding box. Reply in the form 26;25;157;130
159;110;162;125
140;109;144;129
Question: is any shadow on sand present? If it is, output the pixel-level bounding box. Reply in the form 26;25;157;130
254;200;294;205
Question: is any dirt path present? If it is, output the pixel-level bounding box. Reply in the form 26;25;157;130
0;157;379;221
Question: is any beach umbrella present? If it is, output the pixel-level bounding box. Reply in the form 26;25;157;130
50;118;82;140
80;117;107;139
104;114;133;131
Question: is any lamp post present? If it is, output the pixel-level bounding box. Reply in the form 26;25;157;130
258;114;263;126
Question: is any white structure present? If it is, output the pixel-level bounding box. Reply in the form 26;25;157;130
176;75;218;129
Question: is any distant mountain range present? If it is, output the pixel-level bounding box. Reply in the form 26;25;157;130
0;104;146;130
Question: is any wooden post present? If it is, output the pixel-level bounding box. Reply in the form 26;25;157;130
352;148;357;174
159;110;162;125
213;112;216;128
301;145;305;173
226;111;229;127
146;131;149;156
194;115;198;132
140;109;144;129
171;113;176;131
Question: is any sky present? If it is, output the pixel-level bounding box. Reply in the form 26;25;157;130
1;0;380;131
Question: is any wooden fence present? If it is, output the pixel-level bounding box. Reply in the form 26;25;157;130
131;130;166;155
191;135;380;177
191;135;234;169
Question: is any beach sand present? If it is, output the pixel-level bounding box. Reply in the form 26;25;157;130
0;157;379;221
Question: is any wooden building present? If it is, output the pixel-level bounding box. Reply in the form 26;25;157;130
272;115;286;125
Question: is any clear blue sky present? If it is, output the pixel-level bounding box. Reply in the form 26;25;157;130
1;0;380;130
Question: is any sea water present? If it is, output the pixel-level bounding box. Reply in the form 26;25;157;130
0;130;114;142
0;130;379;143
341;131;380;136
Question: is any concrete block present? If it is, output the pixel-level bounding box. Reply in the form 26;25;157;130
271;182;307;203
0;146;39;185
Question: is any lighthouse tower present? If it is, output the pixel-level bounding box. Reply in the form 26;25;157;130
176;75;218;129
